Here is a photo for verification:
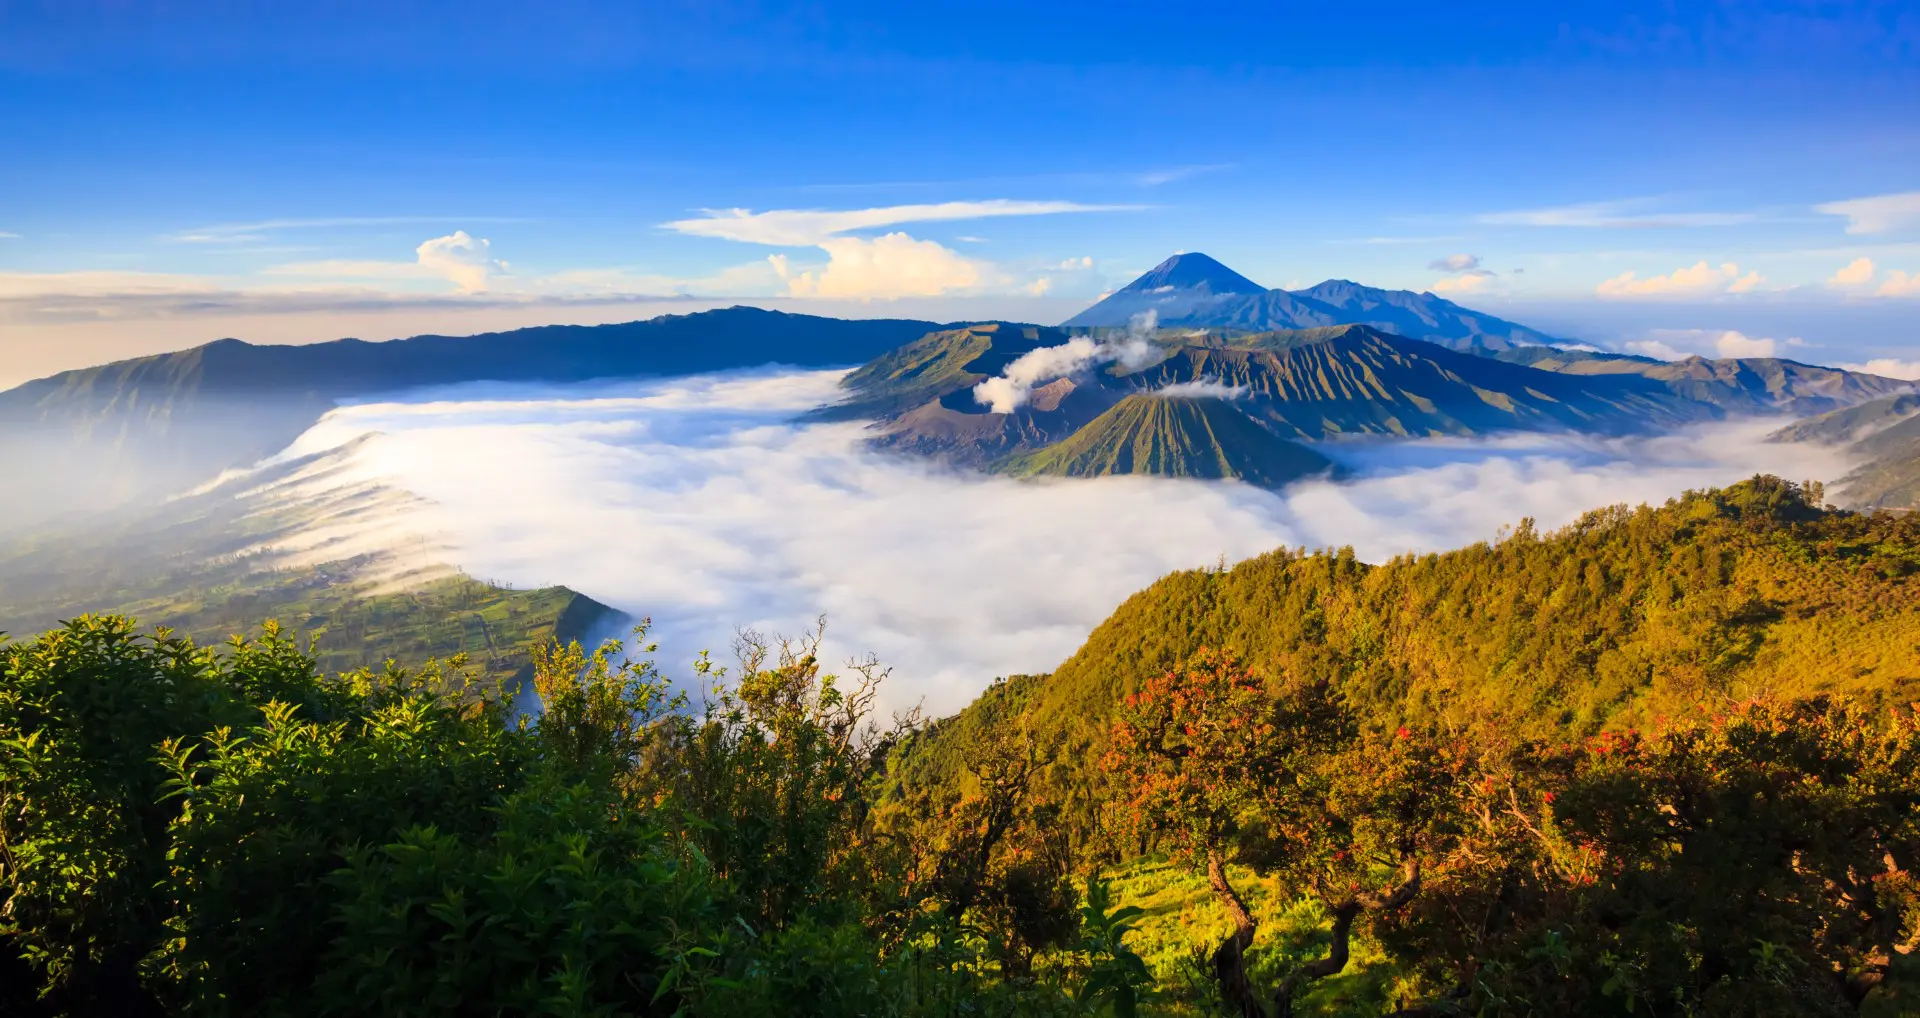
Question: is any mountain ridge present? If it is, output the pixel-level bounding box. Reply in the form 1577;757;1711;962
0;307;945;529
1063;253;1559;351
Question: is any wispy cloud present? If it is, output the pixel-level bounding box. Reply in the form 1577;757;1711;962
0;231;19;239
1815;191;1920;235
1481;199;1754;229
1134;163;1233;187
664;200;1124;247
1331;235;1466;246
173;216;530;244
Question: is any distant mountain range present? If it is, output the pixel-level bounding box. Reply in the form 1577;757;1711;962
1770;393;1920;509
3;251;1911;517
0;307;940;530
828;254;1913;488
834;321;1712;486
1062;252;1559;351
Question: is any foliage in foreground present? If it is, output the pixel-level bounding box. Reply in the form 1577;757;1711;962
0;618;1101;1016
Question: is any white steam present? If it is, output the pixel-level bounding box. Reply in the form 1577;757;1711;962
1153;379;1247;400
252;368;1850;717
972;310;1160;413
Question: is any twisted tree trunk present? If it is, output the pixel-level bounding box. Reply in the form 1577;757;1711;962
1274;857;1423;1018
1207;849;1265;1018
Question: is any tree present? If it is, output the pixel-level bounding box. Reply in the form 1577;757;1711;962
1101;648;1349;1017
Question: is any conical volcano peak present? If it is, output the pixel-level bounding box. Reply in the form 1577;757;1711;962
1117;252;1265;296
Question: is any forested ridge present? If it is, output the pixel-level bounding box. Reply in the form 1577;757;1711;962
4;477;1919;1015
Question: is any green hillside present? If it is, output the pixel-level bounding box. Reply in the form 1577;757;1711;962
903;476;1920;843
992;394;1333;487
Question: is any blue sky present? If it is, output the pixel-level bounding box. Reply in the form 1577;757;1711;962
1;0;1917;383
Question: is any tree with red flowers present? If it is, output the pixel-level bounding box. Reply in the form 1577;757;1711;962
1102;648;1347;1016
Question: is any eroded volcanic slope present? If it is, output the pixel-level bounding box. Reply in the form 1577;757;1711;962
993;394;1334;486
828;320;1722;482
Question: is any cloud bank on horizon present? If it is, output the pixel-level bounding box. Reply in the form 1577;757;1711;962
253;367;1847;717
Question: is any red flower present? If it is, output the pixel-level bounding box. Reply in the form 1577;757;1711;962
1396;726;1411;740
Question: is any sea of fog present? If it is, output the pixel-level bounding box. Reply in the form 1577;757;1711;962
260;367;1844;716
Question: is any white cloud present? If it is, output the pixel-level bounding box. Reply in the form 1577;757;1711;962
1596;261;1762;297
1713;330;1777;357
1877;269;1920;297
0;231;18;239
1427;253;1481;272
1057;256;1094;270
1025;277;1054;297
1480;200;1754;229
1624;328;1802;361
1815;191;1920;235
779;233;981;301
664;200;1121;247
1837;359;1920;381
1830;257;1877;288
265;230;507;293
1624;339;1688;360
247;370;1847;716
415;231;506;292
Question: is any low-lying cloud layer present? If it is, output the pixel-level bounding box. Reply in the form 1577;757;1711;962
262;369;1846;716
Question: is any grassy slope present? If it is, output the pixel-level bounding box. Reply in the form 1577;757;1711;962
992;394;1332;487
878;477;1920;1013
898;478;1920;857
